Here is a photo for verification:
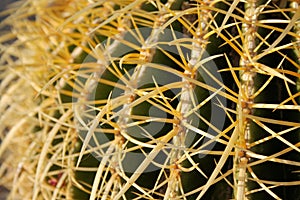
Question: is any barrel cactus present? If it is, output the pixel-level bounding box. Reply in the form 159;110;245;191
0;0;299;199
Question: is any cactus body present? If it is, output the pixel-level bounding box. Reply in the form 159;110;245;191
0;0;300;199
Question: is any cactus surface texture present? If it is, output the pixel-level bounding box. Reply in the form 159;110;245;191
0;0;300;199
